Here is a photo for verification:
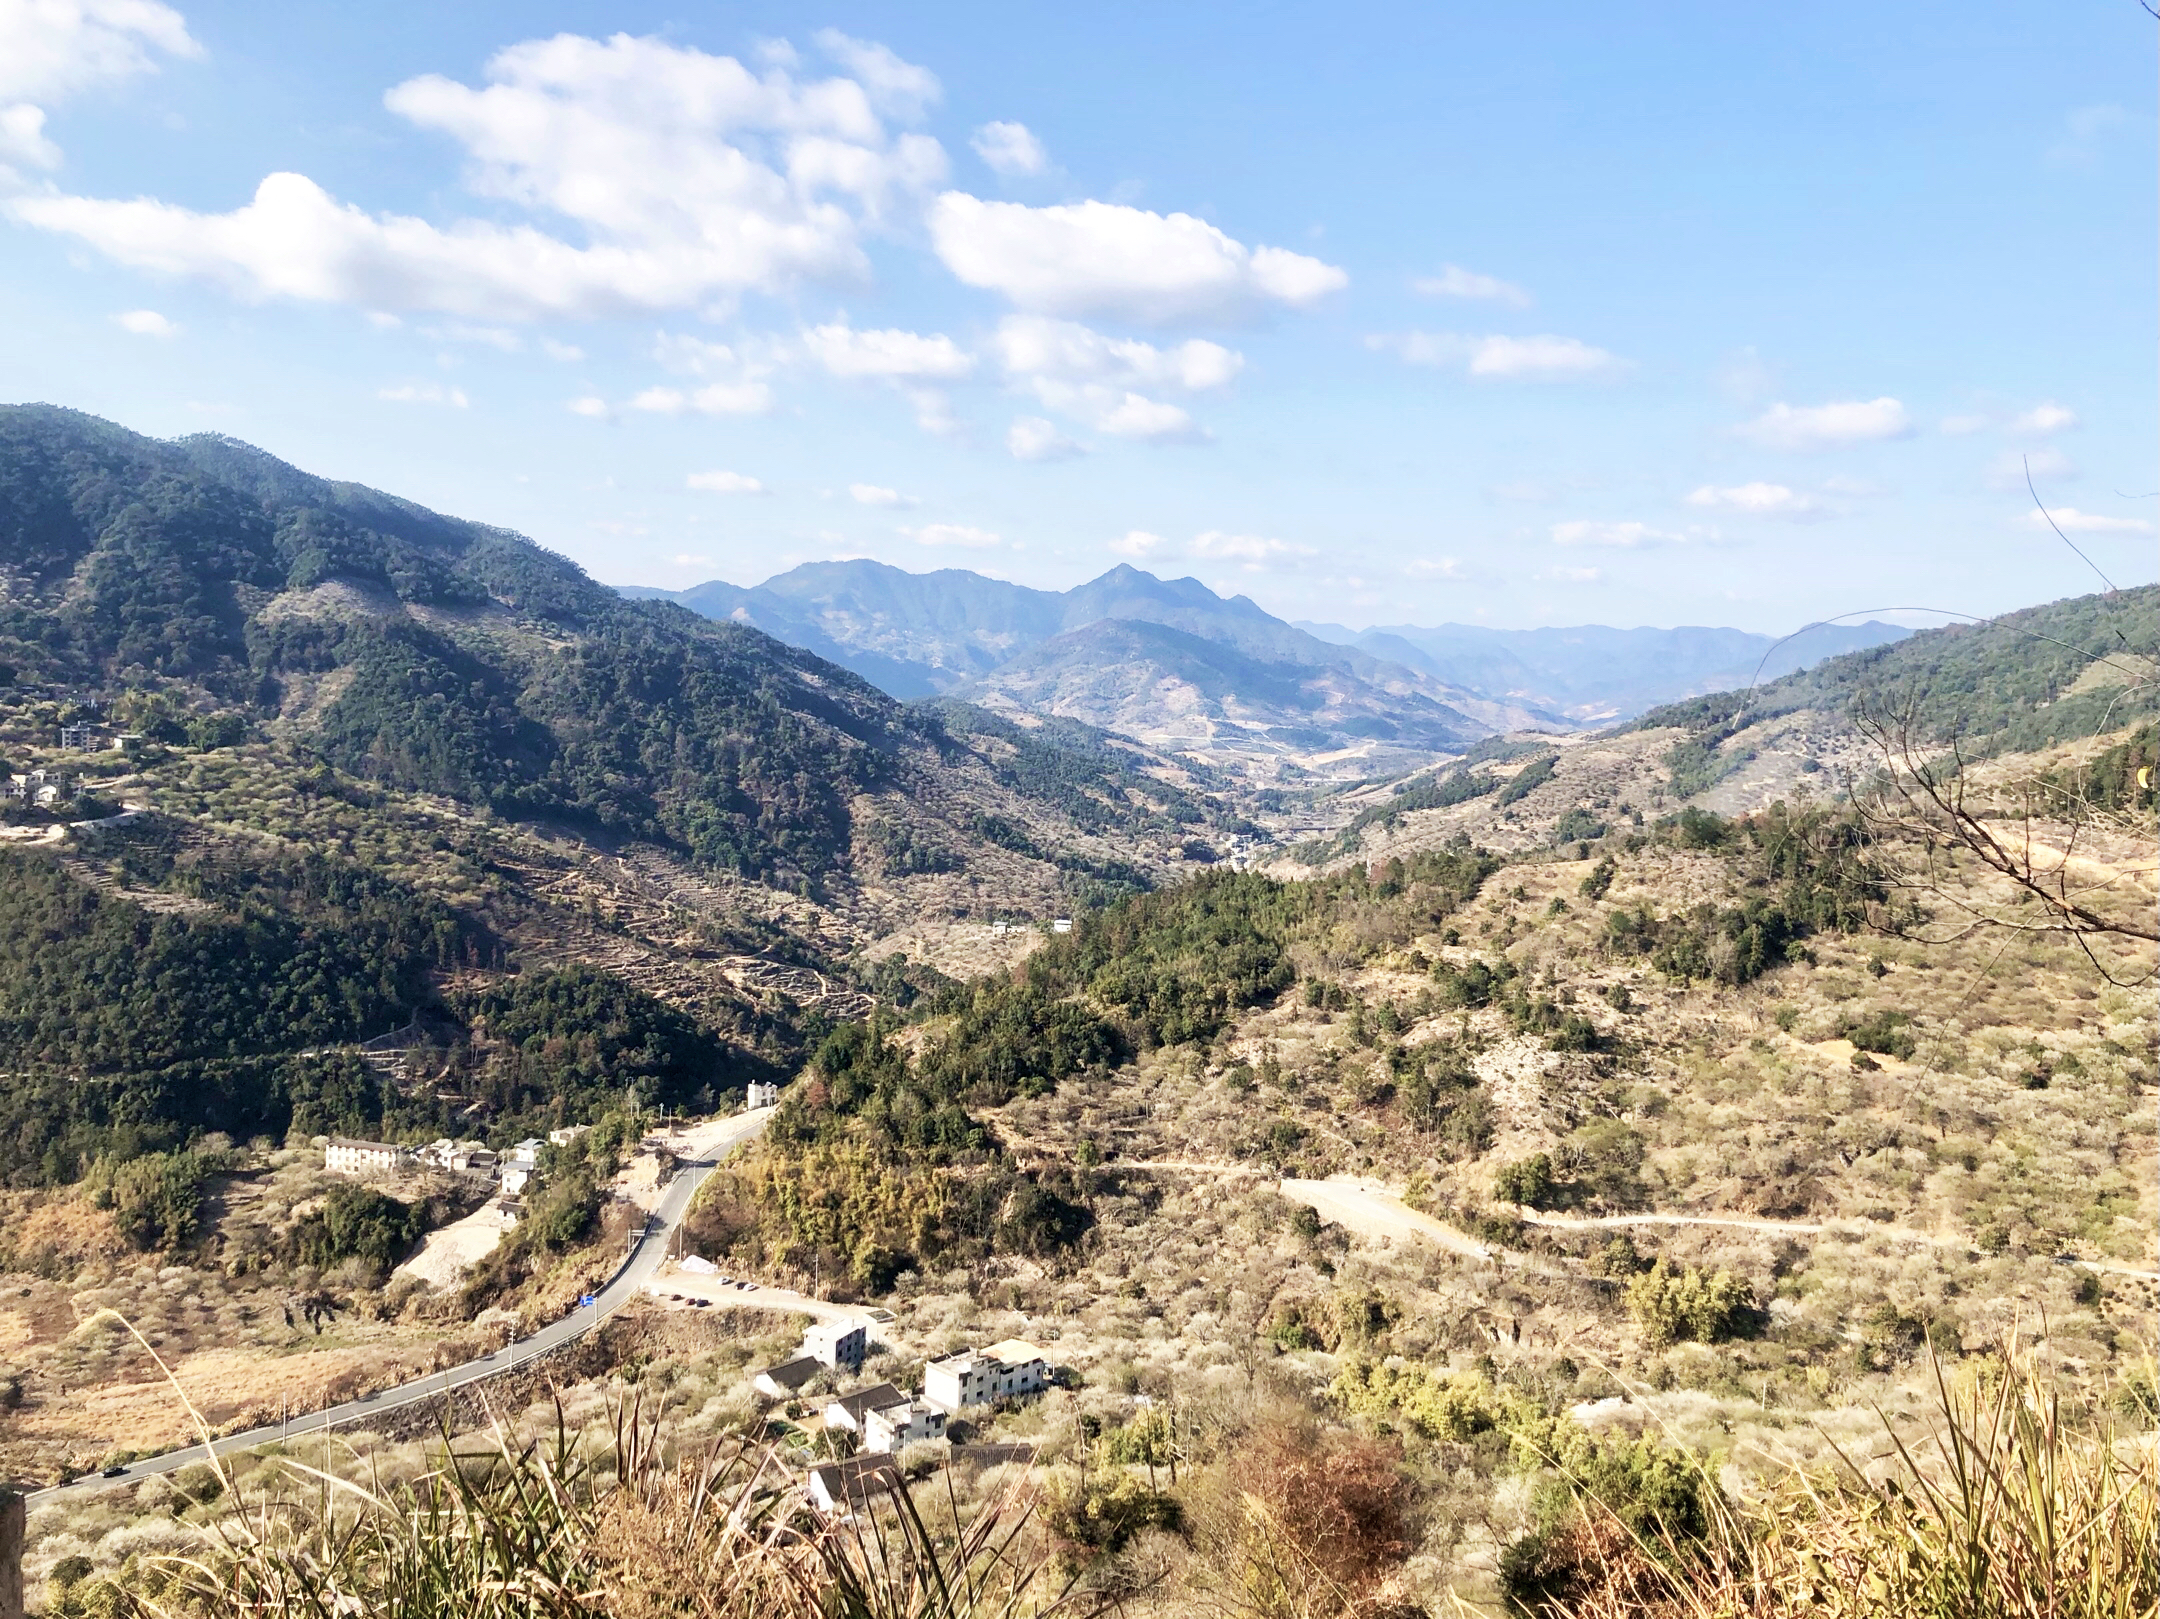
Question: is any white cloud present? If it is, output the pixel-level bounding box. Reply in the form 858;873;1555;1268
0;0;198;173
1190;530;1311;563
630;382;773;415
929;192;1346;324
802;318;973;379
1372;331;1626;380
1737;397;1912;450
11;31;947;319
0;102;60;170
971;120;1047;177
672;552;715;568
540;337;584;361
848;483;916;507
995;314;1240;390
2025;507;2149;534
378;382;469;407
905;522;1002;548
1988;446;2077;488
566;395;609;417
1550;520;1683;547
1683;482;1822;519
0;0;199;103
1108;529;1170;558
1095;393;1202;441
687;470;766;495
2012;401;2078;436
1411;264;1530;307
1538;565;1603;583
1404;556;1468;578
1007;415;1083;461
812;28;940;119
113;307;176;337
1940;413;1990;436
994;314;1235;441
905;386;961;438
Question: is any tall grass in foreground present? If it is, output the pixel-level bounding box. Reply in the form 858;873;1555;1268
86;1393;1104;1619
1522;1352;2160;1619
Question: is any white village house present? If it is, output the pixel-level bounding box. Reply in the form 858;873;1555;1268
864;1398;947;1452
923;1340;1050;1413
325;1138;411;1175
745;1080;780;1110
802;1317;870;1372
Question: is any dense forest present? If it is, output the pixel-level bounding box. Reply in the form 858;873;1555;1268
0;406;1143;889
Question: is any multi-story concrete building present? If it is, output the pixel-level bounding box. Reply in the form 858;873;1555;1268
325;1138;410;1175
922;1340;1050;1413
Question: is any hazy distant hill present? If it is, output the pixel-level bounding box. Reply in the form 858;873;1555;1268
633;561;1910;740
1293;619;1913;723
632;560;1564;771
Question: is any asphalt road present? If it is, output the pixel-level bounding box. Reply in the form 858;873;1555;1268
33;1107;775;1501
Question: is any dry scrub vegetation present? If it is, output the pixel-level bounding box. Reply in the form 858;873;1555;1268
10;721;2155;1615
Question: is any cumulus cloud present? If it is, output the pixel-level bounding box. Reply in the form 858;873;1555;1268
1404;556;1469;578
1371;331;1626;380
0;102;60;170
2012;402;2078;436
1411;264;1531;307
0;0;198;172
378;382;469;407
812;28;939;118
687;469;766;494
929;193;1345;324
971;120;1047;176
113;307;176;336
566;396;609;417
995;314;1240;390
11;31;947;318
1737;396;1912;450
2025;507;2148;534
1550;520;1684;547
1108;529;1170;558
905;522;1001;548
1683;482;1823;519
848;483;916;506
802;317;973;378
1007;415;1083;461
994;314;1235;441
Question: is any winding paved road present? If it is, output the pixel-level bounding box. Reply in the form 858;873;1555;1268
32;1107;775;1501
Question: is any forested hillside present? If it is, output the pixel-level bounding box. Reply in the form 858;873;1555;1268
0;407;1225;1185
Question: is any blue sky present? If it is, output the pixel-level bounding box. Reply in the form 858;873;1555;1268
1;1;2152;632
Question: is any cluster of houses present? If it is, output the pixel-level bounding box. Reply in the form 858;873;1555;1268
748;1317;1052;1508
325;1131;574;1223
58;724;145;754
1;768;73;807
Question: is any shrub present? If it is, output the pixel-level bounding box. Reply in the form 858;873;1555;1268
1579;855;1618;900
1494;1152;1556;1209
1845;1007;1918;1060
1624;1259;1755;1346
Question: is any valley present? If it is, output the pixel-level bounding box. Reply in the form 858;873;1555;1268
0;409;2151;1617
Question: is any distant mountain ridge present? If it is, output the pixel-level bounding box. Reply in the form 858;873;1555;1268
1293;619;1914;724
629;561;1566;774
628;561;1911;750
